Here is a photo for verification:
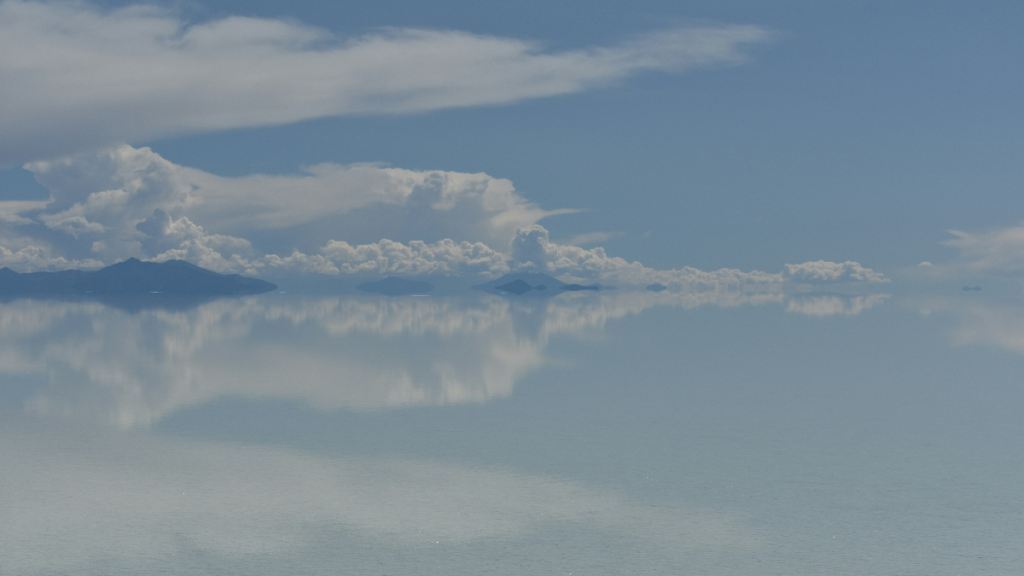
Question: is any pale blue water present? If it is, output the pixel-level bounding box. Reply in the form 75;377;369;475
1;289;1022;574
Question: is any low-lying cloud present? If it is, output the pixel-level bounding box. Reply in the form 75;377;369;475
1;145;886;287
9;145;556;273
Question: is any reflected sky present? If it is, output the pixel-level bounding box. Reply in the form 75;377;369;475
0;289;888;428
4;288;1024;575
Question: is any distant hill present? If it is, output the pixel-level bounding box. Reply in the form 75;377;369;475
0;258;276;297
357;276;433;296
472;272;565;296
560;283;599;291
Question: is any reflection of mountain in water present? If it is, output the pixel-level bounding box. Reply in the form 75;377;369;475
473;273;565;296
561;284;600;292
0;288;888;428
0;258;276;296
356;276;434;296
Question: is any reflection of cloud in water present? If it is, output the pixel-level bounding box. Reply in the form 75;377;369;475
0;289;886;427
0;297;544;427
785;294;890;317
0;429;758;574
920;298;1024;355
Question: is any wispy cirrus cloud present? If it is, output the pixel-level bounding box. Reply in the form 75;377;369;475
563;231;625;246
901;226;1024;283
0;0;771;166
941;227;1024;274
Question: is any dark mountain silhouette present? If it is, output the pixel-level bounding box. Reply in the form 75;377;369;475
560;284;600;291
473;272;566;296
357;276;434;296
495;279;534;295
0;258;276;296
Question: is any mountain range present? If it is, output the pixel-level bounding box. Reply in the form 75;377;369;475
0;258;277;297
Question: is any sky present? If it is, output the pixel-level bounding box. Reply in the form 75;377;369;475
0;0;1022;289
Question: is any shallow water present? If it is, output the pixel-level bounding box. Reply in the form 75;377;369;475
2;289;1022;574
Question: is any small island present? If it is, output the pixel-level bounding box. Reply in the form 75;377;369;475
0;258;276;297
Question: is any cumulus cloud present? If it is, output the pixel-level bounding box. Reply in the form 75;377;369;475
6;145;558;272
321;238;509;275
509;224;772;287
0;0;771;166
508;225;886;288
781;260;889;284
0;244;103;271
2;146;886;288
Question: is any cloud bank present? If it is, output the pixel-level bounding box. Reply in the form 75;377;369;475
0;3;882;289
11;144;552;273
0;145;887;288
0;0;771;166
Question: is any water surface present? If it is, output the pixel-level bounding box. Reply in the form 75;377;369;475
2;288;1021;574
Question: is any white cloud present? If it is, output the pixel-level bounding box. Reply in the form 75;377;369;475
3;147;886;288
0;244;103;271
0;0;771;166
321;238;509;275
781;260;889;283
509;224;886;288
0;211;33;226
563;231;624;246
942;227;1024;274
136;208;271;274
41;214;106;237
8;145;559;272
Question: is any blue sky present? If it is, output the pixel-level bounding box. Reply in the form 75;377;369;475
0;0;1021;285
